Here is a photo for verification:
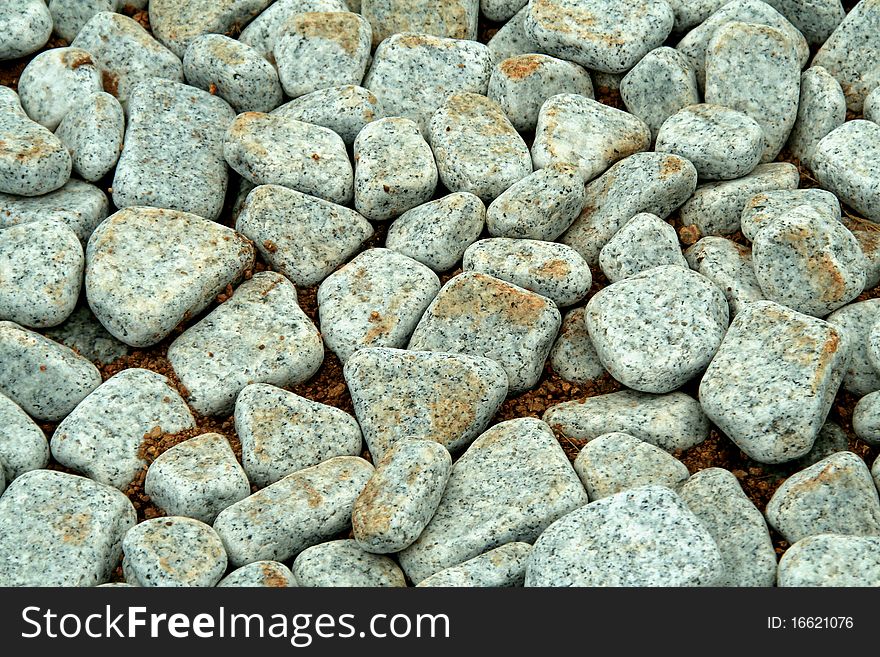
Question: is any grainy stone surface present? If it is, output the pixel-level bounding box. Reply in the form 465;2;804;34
0;0;52;61
778;534;880;586
764;0;845;45
44;304;130;365
487;5;540;62
786;66;847;168
218;561;296;587
794;421;851;469
549;307;607;384
684;237;765;316
812;120;880;223
853;390;880;446
292;539;407;587
238;0;349;58
826;300;880;396
599;212;688;283
866;86;880;124
272;85;384;146
56;92;125;183
699;300;848;464
739;188;841;242
361;0;478;46
416;542;532;587
0;393;48;481
48;0;119;43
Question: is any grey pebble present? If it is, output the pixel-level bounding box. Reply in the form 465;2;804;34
145;433;251;523
585;265;728;393
0;321;101;422
385;193;485;272
360;0;478;46
352;439;452;554
766;451;880;543
213;456;374;567
354;117;437;221
0;219;83;329
123;516;228;587
620;47;701;141
18;48;103;131
0;470;135;586
234;383;363;488
0;393;48;481
525;485;723;587
866;86;880;124
549;307;608;384
292;539;406;587
218;561;296;587
845;216;880;290
482;0;526;22
531;93;651;183
48;0;118;43
812;120;880;223
786;66;847;168
764;0;845;45
543;389;711;452
740;187;841;241
408;271;561;394
0;0;52;61
486;5;540;62
398;418;588;584
684;237;765;316
85;207;255;347
50;368;195;489
599;212;688;283
272;85;384;146
55;92;125;183
778;534;880;587
826;300;880;396
44;304;130;365
344;347;507;459
318;248;440;362
574;432;690;501
463;238;591;307
699;300;848;463
416;542;532;587
664;0;726;32
236;184;373;287
238;0;349;59
183;34;283;114
679;467;777;587
853;390;880;446
113;78;235;221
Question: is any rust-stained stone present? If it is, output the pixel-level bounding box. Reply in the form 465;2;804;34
548;307;608;385
416;542;532;587
361;0;478;47
0;392;48;481
0;0;52;62
238;0;348;59
740;188;841;242
786;66;847;169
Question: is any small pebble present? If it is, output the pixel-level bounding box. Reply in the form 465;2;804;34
218;561;296;587
48;0;118;43
778;534;880;587
786;66;847;168
794;421;851;469
238;0;349;58
416;542;532;587
55;92;125;183
866;86;880;123
361;0;478;46
549;307;608;385
272;84;384;146
739;187;841;241
812;120;880;223
852;390;880;446
487;5;540;62
684;237;765;316
44;304;130;365
826;300;880;396
0;0;52;61
599;212;689;282
0;393;49;481
292;539;407;587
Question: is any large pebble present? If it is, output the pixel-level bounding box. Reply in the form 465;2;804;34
786;66;846;168
0;393;48;481
86;207;255;347
739;187;841;241
599;212;688;282
826;300;880;396
0;178;108;243
48;0;118;43
218;561;296;587
292;539;406;587
778;534;880;587
416;543;532;587
361;0;478;46
684;237;764;316
18;48;103;131
0;470;135;586
44;304;130;365
699;300;848;463
55;92;125;183
238;0;349;58
812;120;880;223
272;85;384;146
344;347;507;459
548;307;607;385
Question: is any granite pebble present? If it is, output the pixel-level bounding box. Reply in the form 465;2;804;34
0;393;48;481
48;0;119;43
739;187;841;241
238;0;349;58
548;307;607;385
812;120;880;223
778;534;880;586
0;1;51;61
416;543;532;587
684;237;765;316
55;92;125;183
44;304;130;365
292;539;406;587
218;561;297;587
0;178;109;243
361;0;478;46
599;212;688;282
486;5;540;62
852;390;880;446
786;66;847;168
271;85;384;146
826;300;880;396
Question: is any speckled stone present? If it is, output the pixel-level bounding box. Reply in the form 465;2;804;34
213;456;374;566
48;0;118;43
236;185;372;287
364;33;492;135
352;440;452;553
778;534;880;586
599;212;688;283
272;85;384;146
416;542;532;587
234;383;363;488
487;5;540;62
361;0;478;46
699;300;848;464
875;454;880;490
113;79;234;220
812;120;880;223
767;452;880;543
344;347;507;459
0;219;83;329
85;207;255;347
766;0;845;45
866;86;880;124
183;34;282;114
18;48;102;131
844;217;880;290
168;272;323;416
481;0;527;21
44;305;130;365
853;391;880;446
740;188;841;241
585;265;728;393
0;393;48;481
71;12;184;106
224;111;353;205
429;93;531;202
656;104;764;180
398;418;588;583
385;193;485;272
813;0;880;112
544;390;710;452
408;272;561;394
531;94;651;183
0;322;101;422
675;0;809;89
292;539;406;586
524;0;674;74
145;433;250;523
679;467;777;587
0;98;71;197
488;54;593;133
684;237;764;316
123;516;228;587
752;205;865;317
0;0;52;61
560;152;697;265
665;0;726;32
0;178;109;244
55;92;124;183
354;118;437;221
318;249;440;362
149;0;273;58
619;47;701;141
794;421;850;469
574;432;689;501
549;307;607;384
0;470;135;586
238;0;349;58
50;368;195;489
218;561;296;587
463;238;591;307
525;485;722;587
679;162;800;237
786;66;847;168
826;300;880;396
486;164;584;242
